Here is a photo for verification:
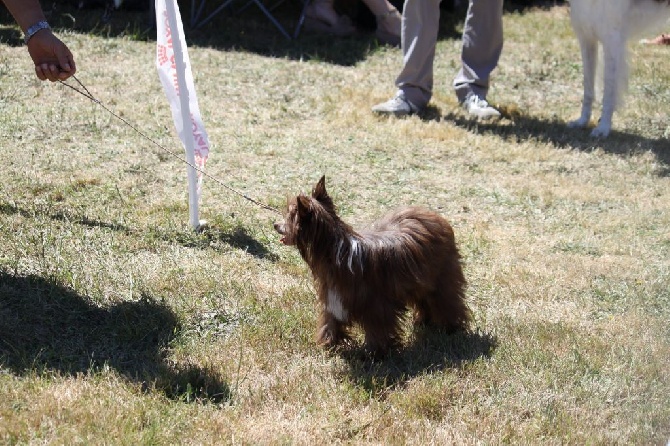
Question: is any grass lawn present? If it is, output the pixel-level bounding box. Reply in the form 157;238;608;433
0;1;669;444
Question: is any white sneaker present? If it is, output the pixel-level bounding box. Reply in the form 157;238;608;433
372;92;421;116
462;94;501;119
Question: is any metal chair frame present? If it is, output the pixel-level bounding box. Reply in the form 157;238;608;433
189;0;312;39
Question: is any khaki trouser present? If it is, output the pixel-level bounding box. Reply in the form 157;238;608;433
396;0;504;108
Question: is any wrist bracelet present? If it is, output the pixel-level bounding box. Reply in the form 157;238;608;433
24;20;51;44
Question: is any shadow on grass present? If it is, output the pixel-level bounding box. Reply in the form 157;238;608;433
337;328;497;396
0;271;230;403
0;201;278;260
0;2;468;67
442;109;670;177
0;0;563;63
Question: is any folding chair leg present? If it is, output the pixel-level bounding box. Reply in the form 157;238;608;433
190;0;300;39
250;0;292;39
192;0;236;28
294;0;312;38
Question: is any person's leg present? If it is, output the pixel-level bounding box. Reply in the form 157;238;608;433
371;0;440;115
362;0;401;44
453;0;504;103
304;0;356;36
306;0;339;26
396;0;442;108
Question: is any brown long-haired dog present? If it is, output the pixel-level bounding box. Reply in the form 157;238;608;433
274;176;471;355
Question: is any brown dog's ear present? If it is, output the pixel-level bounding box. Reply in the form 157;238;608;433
297;194;311;217
312;175;327;200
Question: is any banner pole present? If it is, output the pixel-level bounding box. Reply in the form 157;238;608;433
164;0;199;230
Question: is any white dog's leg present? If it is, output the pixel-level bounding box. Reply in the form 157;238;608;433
569;37;598;130
592;35;626;138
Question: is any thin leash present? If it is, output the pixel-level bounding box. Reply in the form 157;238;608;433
58;75;282;216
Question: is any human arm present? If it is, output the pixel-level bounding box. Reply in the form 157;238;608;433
1;0;76;81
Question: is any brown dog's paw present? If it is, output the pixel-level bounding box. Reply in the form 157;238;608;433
316;324;339;348
316;323;351;349
362;336;400;358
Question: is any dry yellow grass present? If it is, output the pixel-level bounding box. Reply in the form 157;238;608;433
0;2;669;444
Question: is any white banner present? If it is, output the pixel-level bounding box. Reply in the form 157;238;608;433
155;0;211;229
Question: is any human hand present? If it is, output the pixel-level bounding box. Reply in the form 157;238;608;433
26;29;76;82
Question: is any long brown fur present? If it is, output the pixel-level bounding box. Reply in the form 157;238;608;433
274;176;471;355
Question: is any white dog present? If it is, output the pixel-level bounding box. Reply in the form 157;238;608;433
568;0;670;137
